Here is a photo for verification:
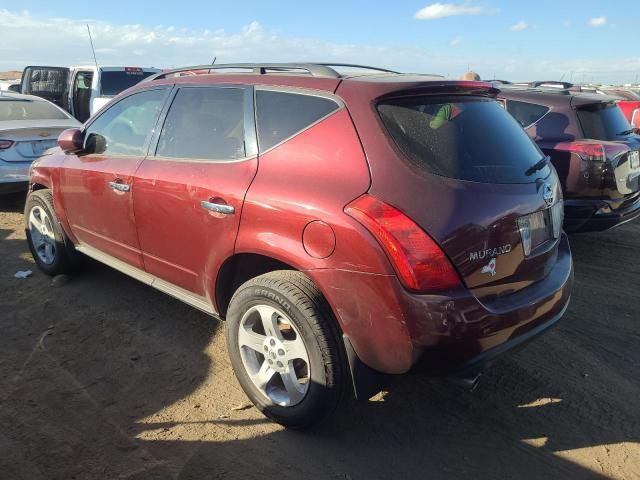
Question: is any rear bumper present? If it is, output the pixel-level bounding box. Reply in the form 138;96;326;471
307;234;574;375
0;161;31;183
0;161;31;193
564;194;640;233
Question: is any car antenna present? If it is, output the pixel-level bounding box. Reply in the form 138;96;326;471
86;24;100;71
212;57;217;65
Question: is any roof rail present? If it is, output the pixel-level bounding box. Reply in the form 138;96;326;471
144;62;399;82
314;63;399;75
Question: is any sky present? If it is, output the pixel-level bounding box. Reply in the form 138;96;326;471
1;1;639;84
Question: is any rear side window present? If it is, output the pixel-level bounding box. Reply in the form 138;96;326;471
378;96;548;184
156;87;246;161
0;99;68;121
577;104;632;140
100;70;156;96
506;100;549;128
256;90;339;151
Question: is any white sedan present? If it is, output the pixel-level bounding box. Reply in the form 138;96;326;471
1;91;80;193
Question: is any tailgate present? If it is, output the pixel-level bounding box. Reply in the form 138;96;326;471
374;93;564;300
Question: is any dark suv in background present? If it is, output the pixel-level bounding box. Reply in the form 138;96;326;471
498;85;640;232
25;64;573;427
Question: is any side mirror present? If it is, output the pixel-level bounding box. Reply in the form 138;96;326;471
84;132;107;155
58;128;84;153
7;84;21;92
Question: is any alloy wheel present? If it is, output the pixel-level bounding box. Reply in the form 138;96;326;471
28;206;56;265
238;304;310;407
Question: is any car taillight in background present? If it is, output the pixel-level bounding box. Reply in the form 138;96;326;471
345;194;462;293
0;140;15;150
555;141;627;162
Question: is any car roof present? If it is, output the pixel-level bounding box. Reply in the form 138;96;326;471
0;91;53;102
497;85;620;107
135;63;494;104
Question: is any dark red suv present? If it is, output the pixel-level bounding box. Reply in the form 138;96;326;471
25;63;573;428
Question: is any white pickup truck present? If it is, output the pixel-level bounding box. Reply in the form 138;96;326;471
17;65;160;122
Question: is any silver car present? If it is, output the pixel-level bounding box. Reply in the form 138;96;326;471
0;91;80;193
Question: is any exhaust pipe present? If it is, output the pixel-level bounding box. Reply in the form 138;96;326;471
447;372;481;391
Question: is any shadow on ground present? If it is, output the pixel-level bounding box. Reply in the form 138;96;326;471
0;196;638;479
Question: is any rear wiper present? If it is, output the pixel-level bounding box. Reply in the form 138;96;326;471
617;129;634;136
526;156;549;176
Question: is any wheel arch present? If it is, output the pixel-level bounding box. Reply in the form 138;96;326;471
215;252;298;319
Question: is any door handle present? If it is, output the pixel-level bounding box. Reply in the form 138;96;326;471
108;181;130;192
201;200;235;215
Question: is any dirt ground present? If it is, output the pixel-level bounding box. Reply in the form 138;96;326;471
1;191;639;480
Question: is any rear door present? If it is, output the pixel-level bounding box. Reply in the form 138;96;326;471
133;85;258;298
58;87;169;268
20;66;70;111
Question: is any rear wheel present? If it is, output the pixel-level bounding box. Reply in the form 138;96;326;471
225;271;347;429
25;189;80;276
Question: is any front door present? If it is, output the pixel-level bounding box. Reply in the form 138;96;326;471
58;87;169;268
133;85;258;299
70;70;94;122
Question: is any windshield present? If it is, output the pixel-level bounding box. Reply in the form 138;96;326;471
0;99;68;121
100;70;156;96
377;96;548;183
577;104;633;140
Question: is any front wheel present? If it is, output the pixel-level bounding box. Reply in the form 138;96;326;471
225;271;347;429
25;189;80;276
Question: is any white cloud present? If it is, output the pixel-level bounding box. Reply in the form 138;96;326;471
0;9;637;84
588;16;607;27
414;2;497;20
510;21;528;32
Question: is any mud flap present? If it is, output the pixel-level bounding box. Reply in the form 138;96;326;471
342;334;389;400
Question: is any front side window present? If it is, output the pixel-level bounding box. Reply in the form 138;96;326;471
506;100;550;128
378;96;549;184
84;88;166;156
156;87;246;161
256;90;340;152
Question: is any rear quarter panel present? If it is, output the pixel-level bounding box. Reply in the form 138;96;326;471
235;108;390;274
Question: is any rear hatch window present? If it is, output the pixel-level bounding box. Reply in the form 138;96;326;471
577;103;633;140
100;70;156;96
0;99;68;121
378;96;549;183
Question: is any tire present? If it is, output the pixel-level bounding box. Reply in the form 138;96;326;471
24;189;81;276
226;271;347;429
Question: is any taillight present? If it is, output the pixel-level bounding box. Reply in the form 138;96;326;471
0;140;14;150
632;108;640;128
556;141;627;161
345;194;462;293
